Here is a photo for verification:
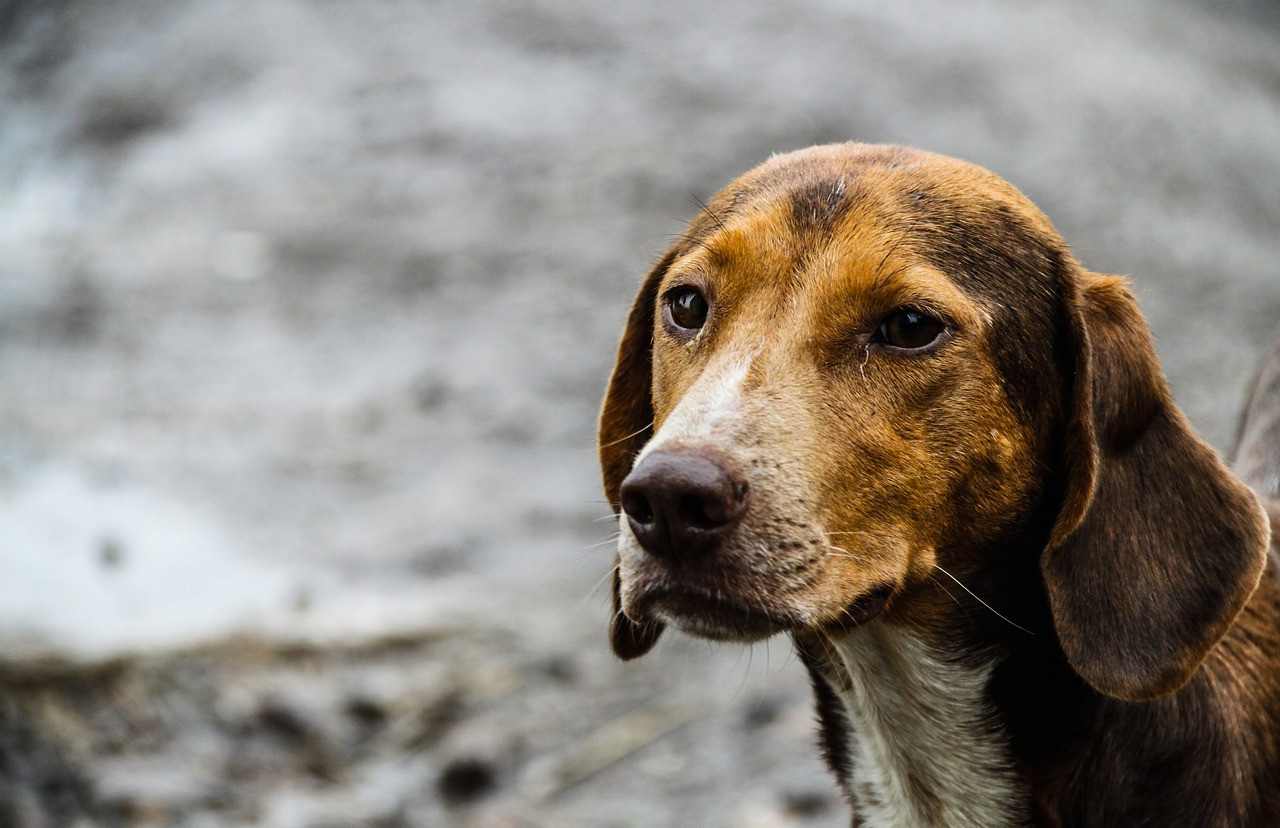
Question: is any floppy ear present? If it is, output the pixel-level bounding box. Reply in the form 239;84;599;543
1043;273;1270;701
599;247;679;660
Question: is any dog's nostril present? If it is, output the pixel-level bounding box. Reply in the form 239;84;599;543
678;494;717;530
621;490;654;524
677;490;745;530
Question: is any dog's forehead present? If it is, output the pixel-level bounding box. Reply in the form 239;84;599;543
726;143;1046;225
685;143;1069;306
662;144;1074;429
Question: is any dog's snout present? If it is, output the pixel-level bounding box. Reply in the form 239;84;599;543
620;450;749;558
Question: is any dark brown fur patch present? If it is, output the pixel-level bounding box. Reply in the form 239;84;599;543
788;177;852;231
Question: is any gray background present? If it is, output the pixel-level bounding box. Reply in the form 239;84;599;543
1;0;1278;826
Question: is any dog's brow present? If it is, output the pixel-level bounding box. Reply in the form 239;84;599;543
689;193;729;234
872;220;920;294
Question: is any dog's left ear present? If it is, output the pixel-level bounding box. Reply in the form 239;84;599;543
598;246;680;660
1044;272;1270;701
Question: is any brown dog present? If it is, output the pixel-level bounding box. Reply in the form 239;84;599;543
599;143;1280;827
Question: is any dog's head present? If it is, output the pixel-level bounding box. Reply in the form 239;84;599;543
600;143;1269;701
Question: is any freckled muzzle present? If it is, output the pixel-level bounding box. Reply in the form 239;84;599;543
617;443;893;641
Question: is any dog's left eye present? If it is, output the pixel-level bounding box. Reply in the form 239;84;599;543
667;288;710;332
876;308;947;351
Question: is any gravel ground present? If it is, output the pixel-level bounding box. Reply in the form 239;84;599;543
0;0;1278;826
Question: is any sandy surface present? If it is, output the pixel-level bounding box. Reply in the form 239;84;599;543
0;0;1278;825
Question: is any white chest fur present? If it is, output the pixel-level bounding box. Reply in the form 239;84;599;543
828;623;1028;828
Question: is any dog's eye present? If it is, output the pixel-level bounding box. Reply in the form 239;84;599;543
876;308;946;351
667;288;710;332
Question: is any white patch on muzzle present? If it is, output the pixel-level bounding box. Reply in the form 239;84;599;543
636;350;756;463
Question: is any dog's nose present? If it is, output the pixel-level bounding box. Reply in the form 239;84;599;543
620;450;749;558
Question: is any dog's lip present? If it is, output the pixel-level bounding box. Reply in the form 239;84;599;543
638;583;785;641
821;584;895;634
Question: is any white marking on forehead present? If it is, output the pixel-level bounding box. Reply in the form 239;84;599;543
637;350;756;463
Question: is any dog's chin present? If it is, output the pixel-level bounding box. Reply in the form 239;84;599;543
640;587;785;643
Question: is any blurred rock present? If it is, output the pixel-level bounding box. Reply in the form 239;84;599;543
437;757;498;807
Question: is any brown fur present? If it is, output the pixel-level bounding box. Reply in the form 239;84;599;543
599;143;1280;826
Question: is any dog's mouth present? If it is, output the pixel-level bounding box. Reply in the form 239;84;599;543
632;579;896;643
636;584;786;642
821;584;894;633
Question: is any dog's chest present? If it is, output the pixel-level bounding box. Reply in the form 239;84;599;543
827;624;1028;828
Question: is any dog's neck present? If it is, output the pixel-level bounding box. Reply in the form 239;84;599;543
817;621;1030;828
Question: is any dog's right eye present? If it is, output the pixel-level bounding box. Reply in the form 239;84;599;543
875;308;948;352
666;288;710;332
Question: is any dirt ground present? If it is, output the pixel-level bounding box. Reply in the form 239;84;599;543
0;0;1278;826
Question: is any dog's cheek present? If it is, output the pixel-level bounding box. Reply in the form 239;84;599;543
900;357;1042;548
958;409;1042;543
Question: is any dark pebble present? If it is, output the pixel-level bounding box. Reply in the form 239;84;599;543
529;654;576;684
256;701;312;743
344;696;388;727
742;695;782;730
437;757;497;806
782;788;832;818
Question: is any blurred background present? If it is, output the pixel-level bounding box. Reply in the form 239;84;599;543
1;0;1278;826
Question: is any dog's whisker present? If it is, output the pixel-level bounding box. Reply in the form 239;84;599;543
572;534;623;564
599;421;655;449
872;220;920;291
690;193;729;234
930;577;975;627
584;562;621;601
932;565;1033;636
825;543;870;564
667;230;717;256
587;534;621;551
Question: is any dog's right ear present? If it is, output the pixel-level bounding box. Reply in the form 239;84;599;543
599;246;680;504
599;246;680;660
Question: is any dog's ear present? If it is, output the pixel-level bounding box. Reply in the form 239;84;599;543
1044;273;1270;701
599;246;679;659
599;247;677;505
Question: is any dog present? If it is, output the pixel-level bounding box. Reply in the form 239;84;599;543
599;143;1280;827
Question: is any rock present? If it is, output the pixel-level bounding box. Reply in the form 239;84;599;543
437;757;498;807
